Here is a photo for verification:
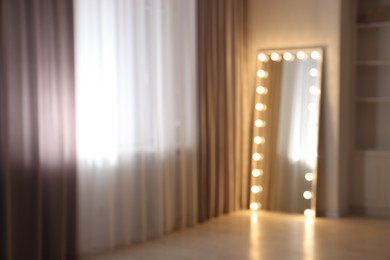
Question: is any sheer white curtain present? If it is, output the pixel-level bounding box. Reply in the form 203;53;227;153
74;0;198;254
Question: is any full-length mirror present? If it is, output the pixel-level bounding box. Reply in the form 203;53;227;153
250;48;323;217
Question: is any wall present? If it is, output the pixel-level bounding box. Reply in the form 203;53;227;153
248;0;353;216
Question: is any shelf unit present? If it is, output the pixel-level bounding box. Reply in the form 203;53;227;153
351;0;390;216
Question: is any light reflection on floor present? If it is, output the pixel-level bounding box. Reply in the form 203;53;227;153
83;210;390;260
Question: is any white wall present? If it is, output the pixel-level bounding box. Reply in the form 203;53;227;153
248;0;352;216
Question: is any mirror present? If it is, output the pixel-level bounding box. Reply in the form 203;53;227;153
249;48;323;217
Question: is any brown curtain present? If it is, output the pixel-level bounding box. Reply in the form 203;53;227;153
0;0;77;259
198;0;250;221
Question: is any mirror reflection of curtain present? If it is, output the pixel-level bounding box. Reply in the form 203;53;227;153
198;0;250;220
264;59;318;213
75;0;198;254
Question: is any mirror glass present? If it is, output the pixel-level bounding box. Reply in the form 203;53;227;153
249;48;323;217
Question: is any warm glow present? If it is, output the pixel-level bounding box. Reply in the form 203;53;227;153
252;153;264;161
257;69;268;78
270;52;281;61
251;185;263;194
311;51;321;60
283;52;294;61
258;53;268;62
251;213;258;223
305;172;314;181
250;202;260;211
304;218;315;258
254;136;265;144
303;191;312;199
255;103;267;111
309;68;318;77
252;169;263;177
297;51;307;60
309;86;321;95
304;209;315;218
255;119;266;128
256;86;268;95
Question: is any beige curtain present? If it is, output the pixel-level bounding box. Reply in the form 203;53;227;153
198;0;251;221
0;0;77;259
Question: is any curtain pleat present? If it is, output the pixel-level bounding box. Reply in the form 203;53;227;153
75;0;198;255
198;0;250;221
0;0;76;259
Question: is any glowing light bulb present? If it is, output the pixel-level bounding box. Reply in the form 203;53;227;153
297;51;307;60
310;68;318;77
252;153;263;161
283;52;294;61
304;209;315;218
303;191;312;199
309;86;321;95
250;202;260;211
270;52;281;61
252;169;263;177
257;69;268;78
252;185;263;194
251;185;260;194
305;172;313;181
254;136;265;144
255;120;265;127
256;86;268;94
258;53;268;62
255;103;267;111
311;51;321;60
307;104;316;112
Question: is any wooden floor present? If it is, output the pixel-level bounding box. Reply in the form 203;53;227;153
82;211;390;260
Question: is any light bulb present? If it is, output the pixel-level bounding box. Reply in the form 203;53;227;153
309;68;318;77
254;136;265;144
257;69;268;78
297;51;307;60
304;209;315;217
311;51;321;60
309;86;321;95
252;169;263;177
251;185;261;194
252;153;263;161
258;53;268;62
255;103;267;111
250;202;260;211
255;120;265;127
283;52;294;61
305;172;313;181
270;52;281;61
303;191;312;199
256;86;268;95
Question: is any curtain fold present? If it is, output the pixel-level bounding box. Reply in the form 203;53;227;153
198;0;250;221
74;0;198;255
0;0;77;260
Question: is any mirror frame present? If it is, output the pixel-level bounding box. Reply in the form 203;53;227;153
249;47;323;217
